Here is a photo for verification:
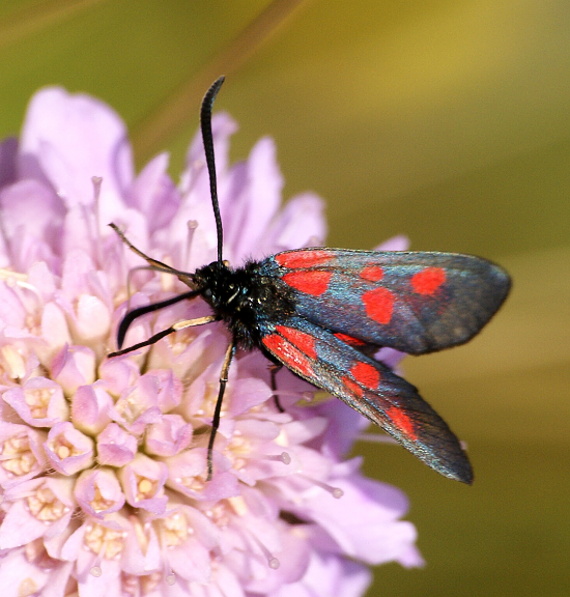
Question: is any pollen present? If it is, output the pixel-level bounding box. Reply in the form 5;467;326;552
176;474;206;493
17;578;38;597
1;346;26;380
228;495;248;517
229;433;252;470
205;504;226;528
49;436;78;460
90;487;115;513
84;522;126;559
136;476;157;499
27;486;68;522
24;386;55;419
161;513;189;547
115;393;142;424
0;434;37;477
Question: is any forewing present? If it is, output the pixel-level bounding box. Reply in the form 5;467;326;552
264;248;510;354
260;316;473;483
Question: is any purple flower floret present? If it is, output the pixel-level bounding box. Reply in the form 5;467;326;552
0;87;422;595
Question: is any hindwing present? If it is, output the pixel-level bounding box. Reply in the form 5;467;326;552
260;316;473;483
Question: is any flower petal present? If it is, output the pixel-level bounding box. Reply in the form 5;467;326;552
19;87;134;217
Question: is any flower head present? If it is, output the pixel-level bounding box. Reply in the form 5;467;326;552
0;87;422;595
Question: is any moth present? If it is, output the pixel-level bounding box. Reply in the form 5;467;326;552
109;77;511;483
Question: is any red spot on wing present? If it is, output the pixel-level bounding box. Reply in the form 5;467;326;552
351;361;381;389
263;330;315;378
334;332;366;347
386;406;418;440
275;325;318;359
283;271;332;296
360;265;384;282
411;267;446;295
275;250;334;269
362;287;395;324
342;376;364;398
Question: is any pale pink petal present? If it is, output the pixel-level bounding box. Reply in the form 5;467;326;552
0;548;51;596
44;421;95;475
41;302;72;350
145;414;193;456
275;554;371;597
0;179;64;268
223;137;283;260
0;423;47;488
71;383;113;435
75;468;125;517
51;345;96;393
0;477;74;548
96;423;137;467
375;234;410;251
131;152;180;231
19;87;134;214
263;192;326;252
119;453;168;514
3;377;68;427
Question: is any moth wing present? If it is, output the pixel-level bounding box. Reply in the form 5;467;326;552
260;316;473;483
267;248;510;354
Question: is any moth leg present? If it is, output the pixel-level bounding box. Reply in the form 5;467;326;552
207;341;237;480
269;364;285;413
108;315;217;357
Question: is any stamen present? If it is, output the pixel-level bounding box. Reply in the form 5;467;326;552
27;486;68;522
184;219;198;266
160;512;189;548
0;434;38;476
136;476;156;500
91;176;104;264
90;486;115;513
298;474;344;499
24;385;56;419
264;452;291;465
84;521;126;560
0;269;42;330
252;535;280;570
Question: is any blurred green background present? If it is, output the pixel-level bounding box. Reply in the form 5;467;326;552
0;1;568;595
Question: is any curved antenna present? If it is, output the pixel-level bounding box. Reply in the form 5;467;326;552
200;76;226;263
116;290;200;349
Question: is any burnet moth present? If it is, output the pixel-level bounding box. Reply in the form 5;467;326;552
109;77;511;484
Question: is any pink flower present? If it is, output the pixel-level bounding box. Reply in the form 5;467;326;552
0;87;422;595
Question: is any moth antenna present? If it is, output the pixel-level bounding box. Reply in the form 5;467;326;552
200;76;226;264
116;290;200;349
